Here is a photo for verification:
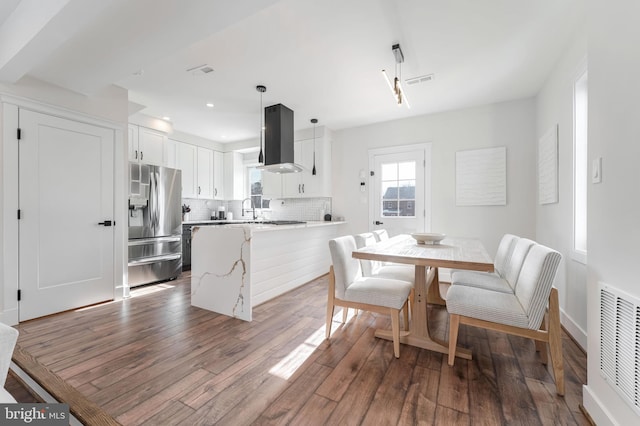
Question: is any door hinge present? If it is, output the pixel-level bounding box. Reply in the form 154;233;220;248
17;209;21;220
370;171;374;176
423;159;426;167
17;290;21;301
17;128;21;140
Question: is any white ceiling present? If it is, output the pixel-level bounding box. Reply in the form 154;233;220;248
0;0;584;143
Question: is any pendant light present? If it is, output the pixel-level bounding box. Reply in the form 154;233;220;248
311;118;318;175
256;85;267;163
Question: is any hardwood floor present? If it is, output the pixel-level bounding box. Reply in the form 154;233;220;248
11;272;589;425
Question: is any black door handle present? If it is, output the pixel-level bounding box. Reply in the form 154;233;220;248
374;221;384;225
98;220;114;226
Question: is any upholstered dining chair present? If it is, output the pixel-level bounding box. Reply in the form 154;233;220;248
446;243;564;395
327;235;412;358
1;322;19;403
354;232;415;327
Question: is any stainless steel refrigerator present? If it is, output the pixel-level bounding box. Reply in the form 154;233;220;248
128;162;182;287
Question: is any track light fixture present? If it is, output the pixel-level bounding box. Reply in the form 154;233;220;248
382;43;410;108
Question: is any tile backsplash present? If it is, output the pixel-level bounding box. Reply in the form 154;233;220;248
182;197;332;222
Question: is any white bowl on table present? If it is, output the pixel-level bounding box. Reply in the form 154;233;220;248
411;233;446;245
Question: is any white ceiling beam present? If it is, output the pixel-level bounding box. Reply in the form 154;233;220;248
0;0;117;84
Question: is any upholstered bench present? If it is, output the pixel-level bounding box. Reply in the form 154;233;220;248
446;242;564;395
450;235;534;294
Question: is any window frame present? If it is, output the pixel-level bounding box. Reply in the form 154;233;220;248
572;66;588;264
245;164;271;212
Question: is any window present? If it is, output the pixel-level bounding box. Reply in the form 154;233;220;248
248;167;270;209
573;69;588;261
381;161;416;217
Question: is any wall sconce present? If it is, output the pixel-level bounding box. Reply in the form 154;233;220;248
359;169;366;192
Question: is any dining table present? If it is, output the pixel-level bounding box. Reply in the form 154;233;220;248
352;234;494;359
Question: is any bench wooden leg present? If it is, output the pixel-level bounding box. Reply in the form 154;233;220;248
548;288;565;395
536;312;549;365
448;314;461;366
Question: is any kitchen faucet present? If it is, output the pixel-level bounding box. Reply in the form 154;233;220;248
242;197;256;220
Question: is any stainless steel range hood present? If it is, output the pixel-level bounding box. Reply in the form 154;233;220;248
258;103;303;173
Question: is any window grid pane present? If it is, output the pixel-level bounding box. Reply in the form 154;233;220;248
380;161;416;218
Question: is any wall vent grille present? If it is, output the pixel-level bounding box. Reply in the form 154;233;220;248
599;283;640;415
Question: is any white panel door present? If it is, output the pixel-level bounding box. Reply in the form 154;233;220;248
370;148;427;236
19;110;115;321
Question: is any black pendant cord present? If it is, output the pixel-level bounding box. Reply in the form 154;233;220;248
311;118;318;175
257;85;266;163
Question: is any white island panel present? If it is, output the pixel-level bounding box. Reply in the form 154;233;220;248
251;225;335;306
191;226;252;321
190;221;344;321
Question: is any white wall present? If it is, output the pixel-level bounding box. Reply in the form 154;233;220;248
0;76;129;324
535;20;588;349
332;99;537;256
583;0;640;424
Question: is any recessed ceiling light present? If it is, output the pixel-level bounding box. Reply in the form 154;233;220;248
162;116;171;121
206;102;214;108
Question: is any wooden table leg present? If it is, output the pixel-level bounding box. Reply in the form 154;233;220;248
426;267;447;305
374;264;471;360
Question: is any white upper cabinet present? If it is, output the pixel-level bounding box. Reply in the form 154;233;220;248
282;134;331;198
197;146;214;199
212;150;224;200
224;151;244;200
262;170;283;199
128;124;165;166
167;138;225;200
175;141;198;198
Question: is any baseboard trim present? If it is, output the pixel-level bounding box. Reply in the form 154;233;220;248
559;308;587;351
583;385;617;426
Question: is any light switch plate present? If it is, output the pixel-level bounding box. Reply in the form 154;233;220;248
592;157;602;183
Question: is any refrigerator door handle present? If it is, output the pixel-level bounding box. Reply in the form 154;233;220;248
128;253;182;266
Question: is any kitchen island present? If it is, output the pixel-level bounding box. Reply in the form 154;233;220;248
190;221;344;321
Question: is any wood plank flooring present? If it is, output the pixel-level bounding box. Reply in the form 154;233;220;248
9;272;589;425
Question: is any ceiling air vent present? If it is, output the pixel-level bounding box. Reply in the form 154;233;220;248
186;64;214;75
405;74;434;86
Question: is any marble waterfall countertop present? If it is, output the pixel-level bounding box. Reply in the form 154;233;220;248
190;220;344;321
183;219;345;230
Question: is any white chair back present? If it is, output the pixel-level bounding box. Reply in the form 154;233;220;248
494;234;518;277
372;229;390;242
328;236;362;299
514;244;562;329
354;232;381;276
